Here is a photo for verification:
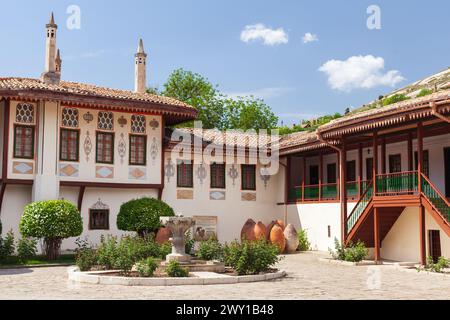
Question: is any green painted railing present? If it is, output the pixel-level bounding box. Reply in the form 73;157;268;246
321;184;338;199
304;185;320;200
347;180;373;232
375;171;418;195
346;182;359;198
288;188;302;201
421;174;450;224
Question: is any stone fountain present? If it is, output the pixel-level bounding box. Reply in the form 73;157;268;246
165;216;195;264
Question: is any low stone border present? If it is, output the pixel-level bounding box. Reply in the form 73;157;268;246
67;267;286;286
393;265;450;279
318;257;379;266
0;263;74;270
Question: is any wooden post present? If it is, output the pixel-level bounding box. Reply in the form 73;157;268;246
373;132;378;194
417;122;423;194
358;143;363;197
381;137;386;174
340;139;347;244
407;132;413;172
374;207;381;262
285;156;291;203
419;204;426;265
302;157;306;202
337;150;340;201
319;152;323;201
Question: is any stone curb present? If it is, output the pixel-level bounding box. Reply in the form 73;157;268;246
318;258;378;266
68;268;287;286
0;263;75;270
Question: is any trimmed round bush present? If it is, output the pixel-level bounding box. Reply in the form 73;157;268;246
19;200;83;260
117;198;175;237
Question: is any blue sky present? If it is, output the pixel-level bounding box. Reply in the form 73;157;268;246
0;0;449;125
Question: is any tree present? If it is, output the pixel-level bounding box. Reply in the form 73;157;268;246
20;200;83;260
117;198;175;237
162;68;225;129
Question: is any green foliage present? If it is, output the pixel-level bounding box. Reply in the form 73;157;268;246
277;124;306;135
329;238;368;262
136;257;158;277
75;238;97;272
417;88;433;97
17;237;37;261
166;260;189;277
0;230;15;261
223;240;280;275
19;200;83;240
424;256;449;273
96;236;119;270
117;198;175;236
114;239;136;276
382;94;410;106
185;230;195;255
159;242;172;259
196;239;223;261
297;229;311;252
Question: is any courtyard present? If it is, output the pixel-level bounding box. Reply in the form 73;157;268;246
0;251;448;300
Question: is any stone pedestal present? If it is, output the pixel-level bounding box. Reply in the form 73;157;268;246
164;217;195;264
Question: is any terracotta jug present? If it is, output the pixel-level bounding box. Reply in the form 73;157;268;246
254;221;267;240
241;219;256;241
270;224;286;253
284;224;299;253
155;227;172;245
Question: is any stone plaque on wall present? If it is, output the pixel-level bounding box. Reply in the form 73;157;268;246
177;189;194;200
193;216;218;241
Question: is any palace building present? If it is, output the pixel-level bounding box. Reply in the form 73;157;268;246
0;14;448;264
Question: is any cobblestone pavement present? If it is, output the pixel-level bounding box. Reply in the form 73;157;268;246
0;252;449;300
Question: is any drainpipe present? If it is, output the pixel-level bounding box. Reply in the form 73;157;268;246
317;131;347;244
430;101;450;124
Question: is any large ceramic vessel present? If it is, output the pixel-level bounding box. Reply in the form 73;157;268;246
241;219;256;241
284;224;299;253
270;224;286;253
155;227;172;245
254;221;267;240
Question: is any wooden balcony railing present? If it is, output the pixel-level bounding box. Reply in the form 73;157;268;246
375;171;418;196
421;173;450;223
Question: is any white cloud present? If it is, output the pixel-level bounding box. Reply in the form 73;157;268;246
240;24;288;46
302;32;318;43
226;87;293;100
319;55;405;91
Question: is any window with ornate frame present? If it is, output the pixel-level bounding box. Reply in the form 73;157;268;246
97;111;114;131
241;164;256;191
15;103;35;124
89;209;109;230
13;125;35;159
129;135;147;166
131;114;146;134
60;129;80;162
210;163;226;189
177;161;193;188
96;132;114;164
61;108;79;128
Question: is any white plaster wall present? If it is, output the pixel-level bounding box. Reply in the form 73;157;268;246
0;99;4;178
382;206;450;262
161;152;283;243
285;202;356;251
0;185;32;237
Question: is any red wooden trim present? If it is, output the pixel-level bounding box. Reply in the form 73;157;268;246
407;132;413;171
374;207;380;261
2;99;10;181
319;152;323;201
358;143;363;197
302;157;306;202
381;138;386;174
419;205;426;265
340;139;347;243
373;132;378;194
77;185;85;211
421;197;450;237
0;182;7;215
60;181;161;189
417;122;424;194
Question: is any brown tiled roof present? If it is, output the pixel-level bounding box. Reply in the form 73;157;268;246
0;77;197;124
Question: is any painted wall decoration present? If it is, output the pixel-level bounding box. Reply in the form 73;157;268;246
61;108;79;128
196;163;207;185
83;131;93;161
12;161;33;175
15;103;35;124
118;133;127;164
209;191;225;200
260;166;271;189
59;163;79;177
129;167;146;180
83;112;94;124
241;192;256;201
131;115;146;133
177;189;193;200
193;216;218;241
150;137;159;164
149;118;159;130
165;158;175;182
118;115;128;128
91;198;109;210
96;166;114;179
228;165;239;186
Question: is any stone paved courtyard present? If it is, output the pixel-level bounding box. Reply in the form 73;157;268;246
0;252;449;300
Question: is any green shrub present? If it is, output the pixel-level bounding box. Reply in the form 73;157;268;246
117;198;175;237
166;260;189;277
0;230;15;262
113;239;136;276
136;257;158;277
75;238;97;272
196;239;223;261
329;238;368;262
223;240;280;275
96;236;119;270
159;242;172;259
185;230;195;255
20;200;83;260
382;94;409;106
424;256;449;273
417;88;433;98
17;237;37;261
297;229;311;251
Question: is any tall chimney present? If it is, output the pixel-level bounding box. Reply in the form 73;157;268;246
41;12;61;85
134;39;147;93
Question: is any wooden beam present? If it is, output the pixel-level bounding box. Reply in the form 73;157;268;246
419;205;426;265
340;139;347;243
381;138;386;174
302;157;306;203
2;99;10;183
358;143;363;197
373;132;378;194
417;122;424;193
319;152;323;201
0;182;7;216
407;132;413;171
77;186;85;212
374;207;381;262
